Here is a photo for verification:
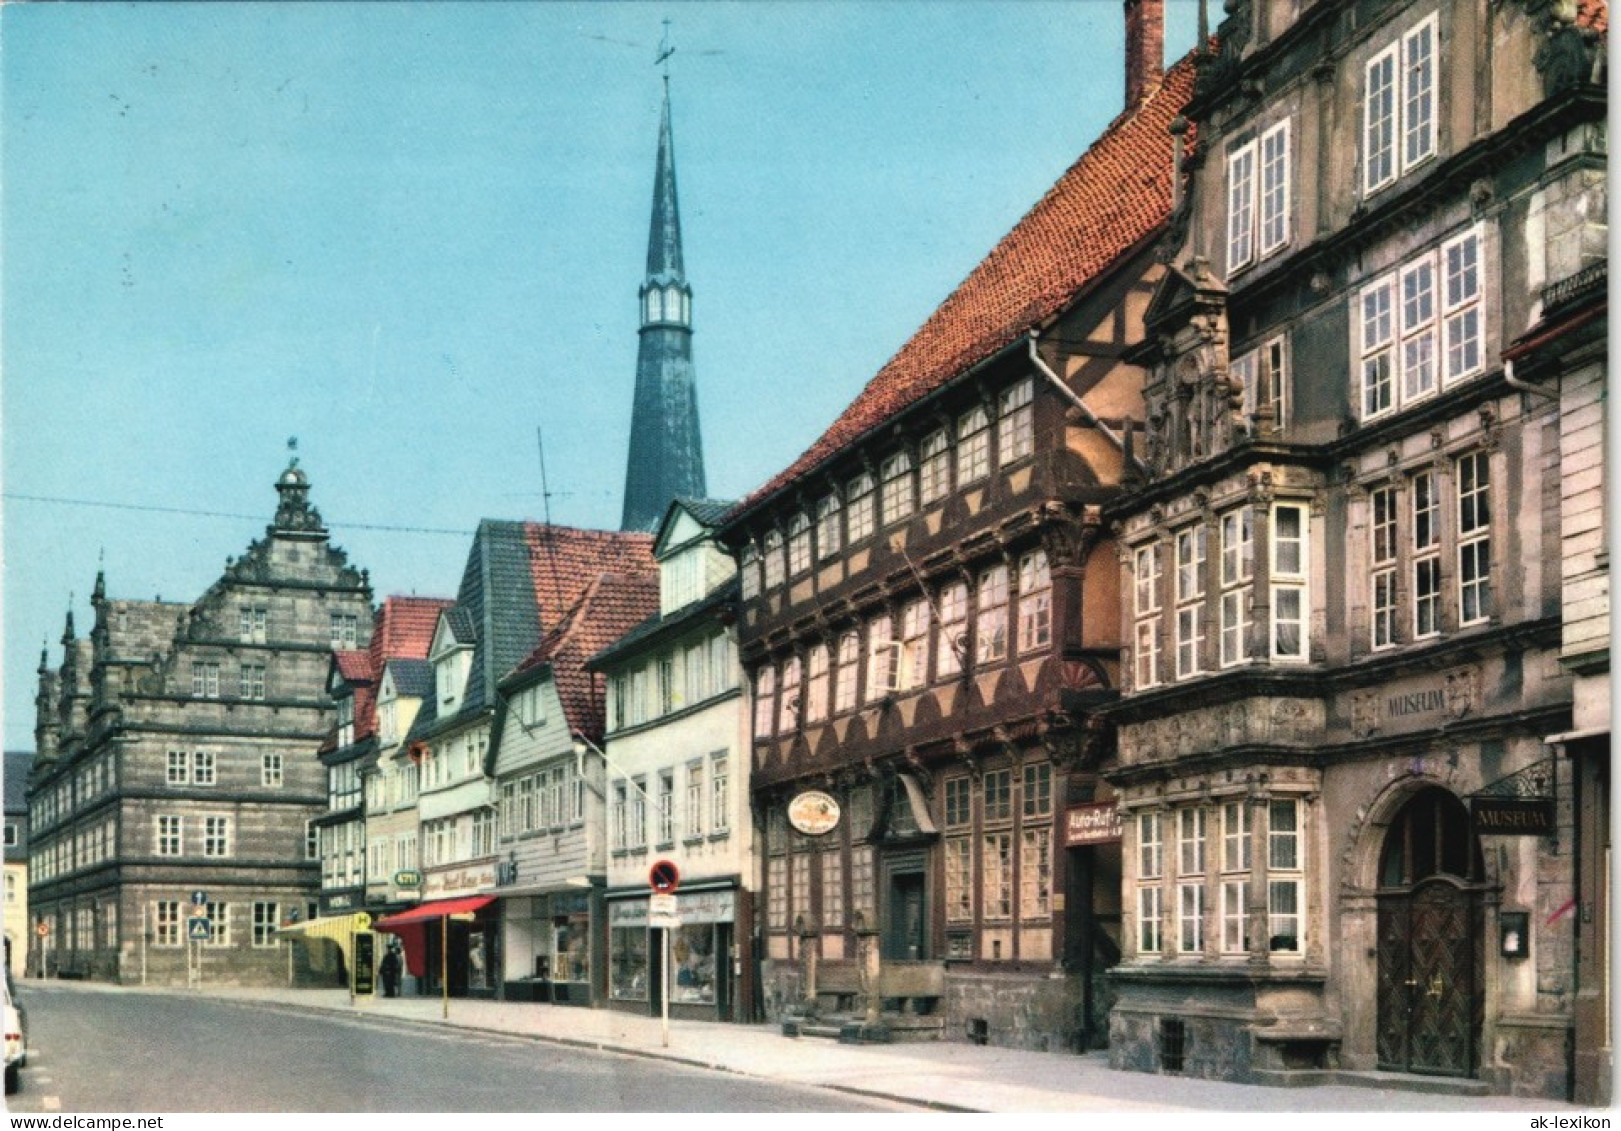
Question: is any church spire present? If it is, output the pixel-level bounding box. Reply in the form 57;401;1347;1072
621;63;707;533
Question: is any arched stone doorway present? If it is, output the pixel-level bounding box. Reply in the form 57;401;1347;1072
1375;787;1485;1076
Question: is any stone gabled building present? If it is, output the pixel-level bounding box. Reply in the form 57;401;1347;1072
717;4;1194;1051
1102;0;1606;1099
28;459;374;985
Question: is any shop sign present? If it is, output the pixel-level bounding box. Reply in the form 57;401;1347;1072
394;870;422;888
611;889;736;927
788;790;841;836
1473;797;1555;836
425;864;496;895
1064;802;1123;846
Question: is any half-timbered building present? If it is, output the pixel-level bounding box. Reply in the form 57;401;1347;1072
718;6;1194;1050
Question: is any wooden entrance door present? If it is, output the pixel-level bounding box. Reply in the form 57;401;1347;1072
885;872;926;960
1377;879;1482;1074
1375;787;1485;1077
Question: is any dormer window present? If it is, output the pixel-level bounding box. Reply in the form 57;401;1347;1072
336;695;355;748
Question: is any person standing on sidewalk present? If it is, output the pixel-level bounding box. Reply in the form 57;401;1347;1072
380;944;402;998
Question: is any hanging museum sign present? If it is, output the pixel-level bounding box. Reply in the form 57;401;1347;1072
1472;797;1556;836
788;790;841;836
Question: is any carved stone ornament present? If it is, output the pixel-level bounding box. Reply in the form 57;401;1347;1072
1350;690;1382;738
1445;665;1482;718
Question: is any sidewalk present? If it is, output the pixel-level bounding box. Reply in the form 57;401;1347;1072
111;980;1586;1114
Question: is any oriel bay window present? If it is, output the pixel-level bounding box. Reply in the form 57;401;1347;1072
1413;470;1441;638
1133;796;1309;961
1227;119;1292;274
1370;485;1399;649
1363;14;1437;195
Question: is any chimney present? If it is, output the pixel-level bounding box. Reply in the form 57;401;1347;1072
1123;0;1165;109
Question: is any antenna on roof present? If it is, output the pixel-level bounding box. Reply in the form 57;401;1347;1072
535;427;567;628
655;18;675;82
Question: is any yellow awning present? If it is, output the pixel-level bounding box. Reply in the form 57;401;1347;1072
277;911;373;967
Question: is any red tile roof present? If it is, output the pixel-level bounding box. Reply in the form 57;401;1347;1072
514;571;661;742
332;650;371;683
368;595;454;677
733;53;1198;518
524;525;656;629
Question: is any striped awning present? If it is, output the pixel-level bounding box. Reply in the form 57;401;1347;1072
276;911;373;967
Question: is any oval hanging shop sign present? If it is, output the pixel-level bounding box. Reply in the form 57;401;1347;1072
788;790;841;836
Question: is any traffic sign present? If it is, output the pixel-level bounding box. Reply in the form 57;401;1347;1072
649;892;680;929
187;917;211;941
649;859;680;894
190;890;209;906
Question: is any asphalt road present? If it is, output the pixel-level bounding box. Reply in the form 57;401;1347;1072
5;982;912;1113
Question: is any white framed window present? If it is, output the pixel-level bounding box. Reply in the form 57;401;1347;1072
1174;525;1207;679
778;655;802;733
936;581;968;678
1226;119;1292;275
1270;504;1309;661
899;599;930;691
997;379;1034;466
919;430;951;505
945;837;973;923
1139;812;1163;879
1237;337;1289;427
762;530;786;590
711;753;730;833
1020;828;1052;919
1413;471;1442;639
1358;226;1484;420
192;750;216;786
1220;880;1248;954
1227;139;1257;272
1133;543;1163;687
330;614;359;650
1219;508;1253;667
1178;807;1207;876
976;564;1009;665
957;405;991;484
880;451;915;526
816;493;843;559
805;643;830;725
1138;811;1164;955
1364;15;1437;195
192;661;221;699
740;544;761;600
846;473;876;543
984;831;1014;920
1017;550;1052;654
1268;799;1304;953
1457;452;1491;625
166;749;189;786
1139;884;1163;954
252;901;280;948
752;666;776;741
1179;880;1205;953
201;810;230;855
656;771;675;845
155;901;181;947
1371;486;1399;649
262;752;283;788
239;607;267;644
787;513;812;577
865;614;897;699
1221;800;1251;872
685;760;705;838
833;632;860;713
156;815;183;856
239;662;267;700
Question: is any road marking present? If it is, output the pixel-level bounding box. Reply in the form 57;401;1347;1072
43;1096;61;1111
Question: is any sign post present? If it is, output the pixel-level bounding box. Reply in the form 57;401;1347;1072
648;860;681;1048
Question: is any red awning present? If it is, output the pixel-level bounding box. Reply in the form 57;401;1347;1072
374;895;495;929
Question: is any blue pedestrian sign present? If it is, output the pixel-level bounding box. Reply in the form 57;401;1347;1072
190;890;208;906
187;916;211;941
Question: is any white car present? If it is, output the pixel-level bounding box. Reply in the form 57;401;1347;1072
2;976;24;1095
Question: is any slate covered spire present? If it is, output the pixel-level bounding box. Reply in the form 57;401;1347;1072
621;77;707;533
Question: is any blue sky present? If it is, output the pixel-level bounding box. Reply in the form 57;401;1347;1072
2;1;1200;748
